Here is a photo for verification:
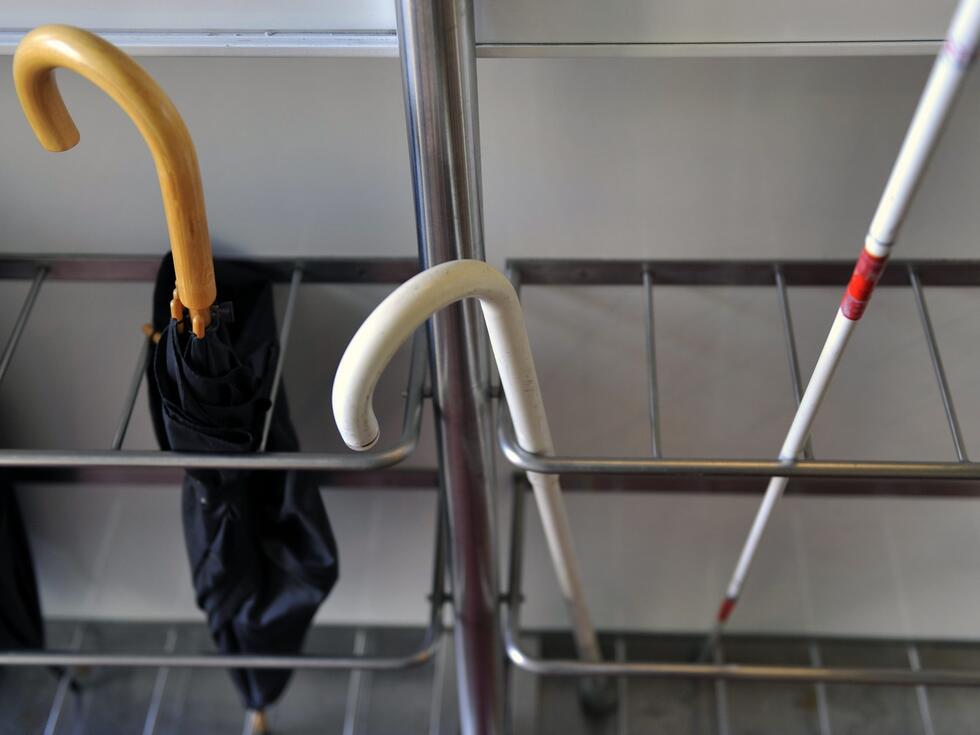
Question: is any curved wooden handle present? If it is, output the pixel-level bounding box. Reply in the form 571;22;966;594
13;25;216;337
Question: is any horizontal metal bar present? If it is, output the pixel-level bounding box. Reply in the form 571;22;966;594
498;411;980;481
522;472;980;498
0;448;422;471
476;40;941;58
0;256;417;284
6;256;980;287
0;632;442;671
0;30;943;59
4;324;426;475
0;29;401;57
502;608;980;687
8;458;449;673
8;466;440;487
507;259;980;287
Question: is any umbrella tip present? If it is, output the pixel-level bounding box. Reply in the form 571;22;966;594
248;709;269;734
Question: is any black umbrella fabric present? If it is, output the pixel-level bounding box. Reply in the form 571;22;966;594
147;254;338;710
0;480;44;652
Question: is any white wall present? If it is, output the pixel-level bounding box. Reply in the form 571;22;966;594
4;52;980;638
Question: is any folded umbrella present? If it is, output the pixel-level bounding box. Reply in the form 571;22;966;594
13;25;339;727
147;254;339;713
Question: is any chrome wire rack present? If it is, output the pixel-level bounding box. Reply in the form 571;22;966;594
496;257;980;733
500;258;980;494
0;255;449;682
8;255;980;733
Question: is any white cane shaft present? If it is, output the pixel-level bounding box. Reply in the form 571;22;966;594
528;472;602;663
871;55;976;247
725;311;855;601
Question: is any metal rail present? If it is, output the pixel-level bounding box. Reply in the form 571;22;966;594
0;255;418;284
498;257;980;485
0;256;427;472
508;258;980;287
0;326;427;472
499;424;980;480
503;480;980;688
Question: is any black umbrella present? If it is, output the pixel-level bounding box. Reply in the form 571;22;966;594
146;254;339;718
0;480;44;653
12;25;338;728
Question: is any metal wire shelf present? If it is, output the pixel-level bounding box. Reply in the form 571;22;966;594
498;258;980;495
0;255;427;475
496;257;980;734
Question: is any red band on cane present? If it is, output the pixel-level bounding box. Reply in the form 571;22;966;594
840;249;887;321
716;597;737;623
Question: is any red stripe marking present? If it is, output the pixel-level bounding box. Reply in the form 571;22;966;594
840;249;887;320
716;597;737;623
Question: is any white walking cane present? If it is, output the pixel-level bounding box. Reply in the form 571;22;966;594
702;0;980;658
333;259;610;697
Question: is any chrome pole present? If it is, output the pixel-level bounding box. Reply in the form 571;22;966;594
394;0;503;732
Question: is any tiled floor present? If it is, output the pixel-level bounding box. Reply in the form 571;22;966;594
3;622;980;734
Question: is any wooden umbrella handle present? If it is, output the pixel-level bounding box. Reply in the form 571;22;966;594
13;25;216;337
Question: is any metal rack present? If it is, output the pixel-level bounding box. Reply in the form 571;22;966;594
6;251;980;732
500;259;980;492
497;257;980;735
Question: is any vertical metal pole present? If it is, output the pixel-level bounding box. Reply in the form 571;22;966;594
259;265;304;452
141;627;179;735
713;644;731;735
395;0;502;732
112;335;153;450
42;625;85;735
907;644;936;735
642;269;662;458
0;266;46;388
342;629;370;735
774;266;813;460
908;266;969;462
614;636;629;735
807;642;833;735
